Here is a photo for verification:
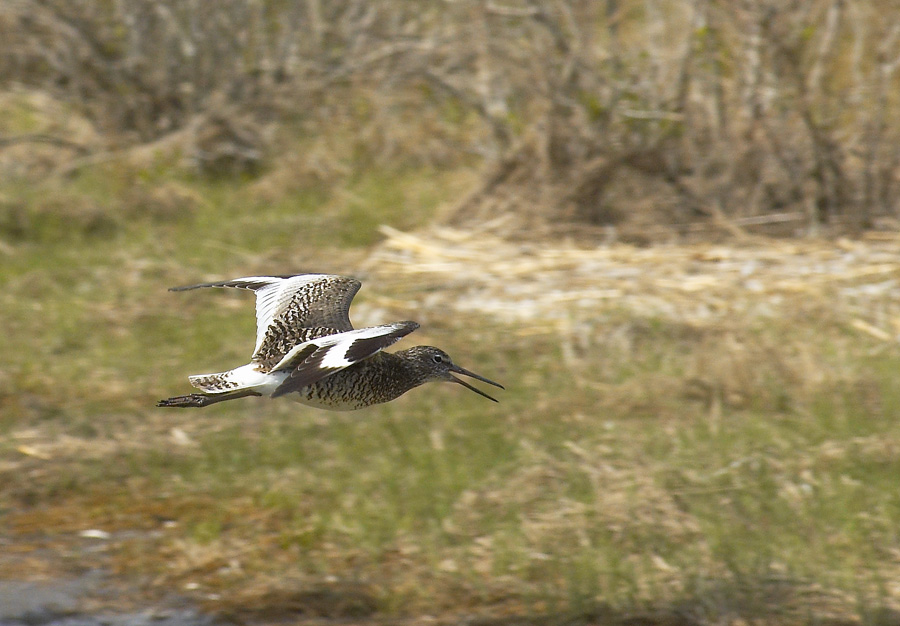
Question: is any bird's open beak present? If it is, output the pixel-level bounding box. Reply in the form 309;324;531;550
448;364;504;402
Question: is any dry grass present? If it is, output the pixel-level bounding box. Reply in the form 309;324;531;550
368;226;900;327
366;226;900;412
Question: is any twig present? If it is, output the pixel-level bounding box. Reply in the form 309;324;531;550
0;134;90;154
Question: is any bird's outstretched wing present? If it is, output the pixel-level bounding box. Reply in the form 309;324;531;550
169;274;362;368
269;321;420;398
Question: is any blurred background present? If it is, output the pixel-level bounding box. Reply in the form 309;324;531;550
2;1;900;624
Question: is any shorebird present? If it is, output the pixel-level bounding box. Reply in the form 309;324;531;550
157;274;503;410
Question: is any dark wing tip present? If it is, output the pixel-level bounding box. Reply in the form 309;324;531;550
168;281;230;292
168;278;274;292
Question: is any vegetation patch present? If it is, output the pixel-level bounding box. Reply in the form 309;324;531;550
1;2;900;623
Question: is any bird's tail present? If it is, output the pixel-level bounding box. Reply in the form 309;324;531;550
156;364;276;409
188;363;273;394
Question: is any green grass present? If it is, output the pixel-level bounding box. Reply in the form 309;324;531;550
2;156;900;623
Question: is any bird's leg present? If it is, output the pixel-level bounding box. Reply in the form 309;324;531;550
156;389;261;408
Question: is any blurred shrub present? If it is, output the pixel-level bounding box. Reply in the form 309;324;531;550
1;0;899;234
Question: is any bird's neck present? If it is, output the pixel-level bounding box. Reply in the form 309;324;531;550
366;351;430;402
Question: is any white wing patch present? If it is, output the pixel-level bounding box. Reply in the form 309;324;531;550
270;322;417;373
169;274;336;352
269;321;419;398
244;275;331;353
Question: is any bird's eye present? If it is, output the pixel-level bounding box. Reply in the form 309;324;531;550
432;354;444;364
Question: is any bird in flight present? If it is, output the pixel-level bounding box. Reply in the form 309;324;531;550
157;274;503;410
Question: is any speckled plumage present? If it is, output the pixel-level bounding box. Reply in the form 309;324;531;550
157;274;504;410
294;352;412;410
254;325;339;371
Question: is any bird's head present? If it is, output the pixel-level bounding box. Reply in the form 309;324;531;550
400;346;504;402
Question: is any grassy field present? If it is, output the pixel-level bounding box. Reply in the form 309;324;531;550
2;132;900;624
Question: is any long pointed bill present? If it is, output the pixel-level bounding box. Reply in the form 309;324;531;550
449;365;504;403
